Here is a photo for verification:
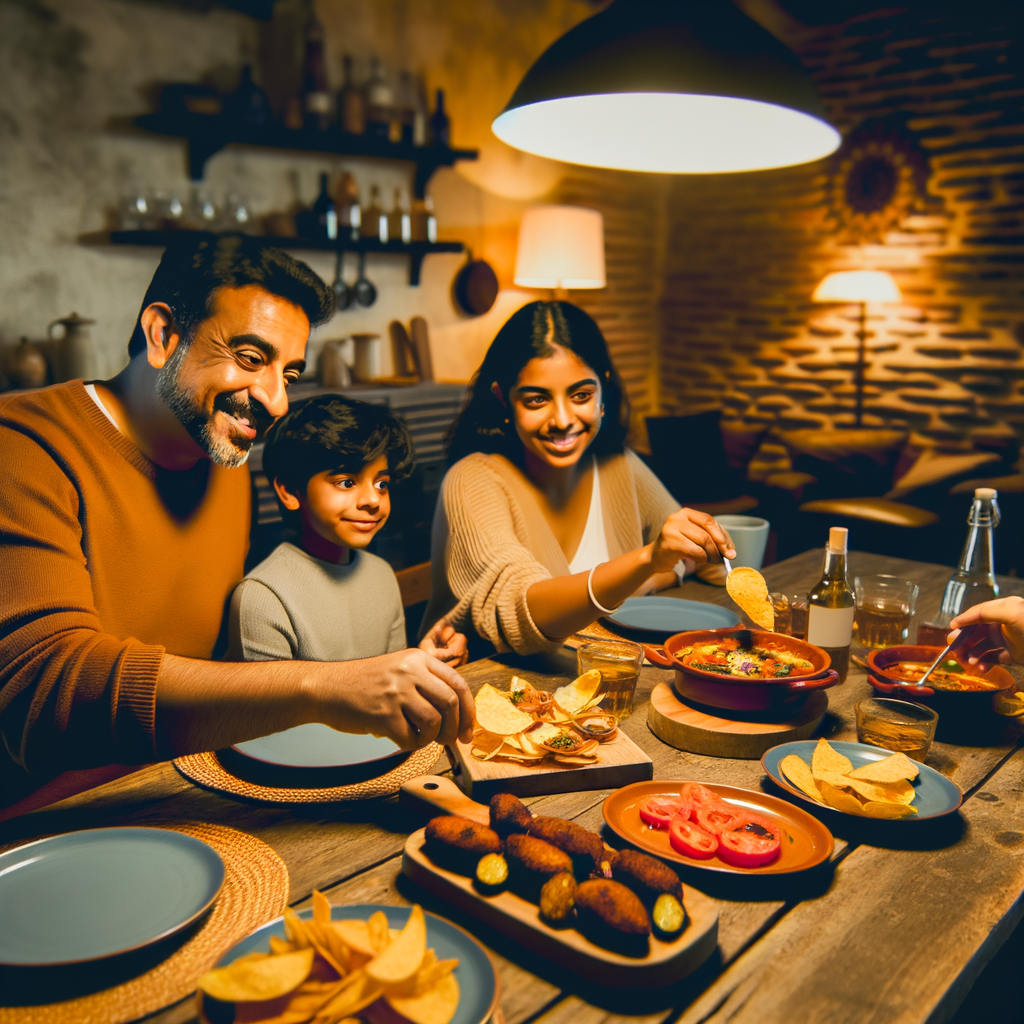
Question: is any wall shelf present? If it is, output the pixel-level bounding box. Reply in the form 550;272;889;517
96;230;464;286
135;112;478;193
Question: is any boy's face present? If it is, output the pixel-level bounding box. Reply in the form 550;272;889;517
292;455;392;552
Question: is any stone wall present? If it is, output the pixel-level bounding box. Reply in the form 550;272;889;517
660;3;1024;463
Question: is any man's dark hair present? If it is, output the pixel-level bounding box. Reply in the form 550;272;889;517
446;300;629;465
128;233;335;357
262;395;414;519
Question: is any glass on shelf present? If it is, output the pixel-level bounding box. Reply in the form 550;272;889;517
224;194;255;233
120;193;157;231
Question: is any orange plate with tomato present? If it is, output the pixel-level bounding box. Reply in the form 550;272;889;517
603;780;834;876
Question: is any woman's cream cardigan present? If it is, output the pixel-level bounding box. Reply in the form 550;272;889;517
423;449;679;654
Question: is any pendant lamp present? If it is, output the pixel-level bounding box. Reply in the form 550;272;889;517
492;0;840;174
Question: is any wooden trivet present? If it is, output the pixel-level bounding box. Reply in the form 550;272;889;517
647;682;828;759
174;742;443;804
0;822;288;1024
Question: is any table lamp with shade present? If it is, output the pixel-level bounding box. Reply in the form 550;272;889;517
514;204;605;300
812;270;902;427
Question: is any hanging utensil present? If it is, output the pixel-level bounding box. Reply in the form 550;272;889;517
354;251;377;308
332;249;351;311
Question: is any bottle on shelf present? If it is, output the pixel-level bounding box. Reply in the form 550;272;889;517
397;71;415;144
297;173;337;240
412;74;429;146
332;172;361;233
301;8;332;132
919;488;1001;645
805;526;855;683
337;54;365;135
387;189;411;244
226;65;270;126
430;88;450;147
364;57;394;140
425;194;437;242
361;184;386;241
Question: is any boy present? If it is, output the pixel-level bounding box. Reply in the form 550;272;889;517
229;394;467;666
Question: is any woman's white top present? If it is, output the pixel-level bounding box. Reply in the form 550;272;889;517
568;456;611;574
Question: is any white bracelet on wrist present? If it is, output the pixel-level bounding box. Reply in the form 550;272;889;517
587;562;623;616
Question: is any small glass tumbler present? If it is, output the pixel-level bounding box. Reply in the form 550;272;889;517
853;575;919;649
855;697;938;762
577;640;643;720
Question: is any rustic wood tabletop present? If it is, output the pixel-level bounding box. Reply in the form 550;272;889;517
3;549;1022;1024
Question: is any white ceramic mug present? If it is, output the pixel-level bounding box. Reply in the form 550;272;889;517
716;515;770;570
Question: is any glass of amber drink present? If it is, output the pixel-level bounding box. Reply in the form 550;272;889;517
856;697;938;761
577;641;644;719
853;575;919;649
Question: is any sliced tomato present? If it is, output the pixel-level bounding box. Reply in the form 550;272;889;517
669;815;719;859
638;794;685;829
679;783;720;811
694;802;742;836
717;816;782;868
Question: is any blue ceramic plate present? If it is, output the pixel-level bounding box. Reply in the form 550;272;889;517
233;723;400;769
605;596;740;635
762;740;963;822
0;827;224;966
204;904;498;1024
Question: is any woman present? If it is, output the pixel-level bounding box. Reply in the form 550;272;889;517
422;301;736;654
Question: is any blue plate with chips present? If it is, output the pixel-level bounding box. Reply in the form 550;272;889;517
762;740;962;821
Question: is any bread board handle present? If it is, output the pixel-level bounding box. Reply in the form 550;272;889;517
399;774;490;824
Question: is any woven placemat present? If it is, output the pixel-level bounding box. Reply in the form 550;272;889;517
174;742;442;804
0;822;289;1024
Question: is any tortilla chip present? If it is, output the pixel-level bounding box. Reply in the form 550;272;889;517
817;779;864;815
811;738;853;778
553;670;602;715
387;971;460;1024
780;754;825;803
475;683;535;736
726;566;774;630
861;800;917;819
847;752;919;784
839;775;915;805
197;948;314;1003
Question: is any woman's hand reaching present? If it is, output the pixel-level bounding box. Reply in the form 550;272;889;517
649;509;736;575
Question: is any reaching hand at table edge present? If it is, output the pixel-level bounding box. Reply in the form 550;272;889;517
154;648;475;758
948;596;1024;665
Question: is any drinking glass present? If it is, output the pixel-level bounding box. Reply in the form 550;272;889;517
577;641;643;720
853;575;919;649
855;697;938;761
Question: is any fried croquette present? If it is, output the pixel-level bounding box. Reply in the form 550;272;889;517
539;872;577;924
425;816;503;854
610;849;683;902
489;793;533;837
476;852;509;891
528;816;605;874
505;834;573;877
574;879;651;936
652;893;686;936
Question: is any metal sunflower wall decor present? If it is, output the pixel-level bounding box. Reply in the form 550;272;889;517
827;117;930;242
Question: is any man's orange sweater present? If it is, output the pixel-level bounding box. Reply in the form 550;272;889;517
0;382;250;803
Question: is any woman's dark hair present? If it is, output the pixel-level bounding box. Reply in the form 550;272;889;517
262;395;414;521
128;233;335;357
445;301;629;465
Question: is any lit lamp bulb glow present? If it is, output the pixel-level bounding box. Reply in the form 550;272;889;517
812;271;902;304
514;205;605;290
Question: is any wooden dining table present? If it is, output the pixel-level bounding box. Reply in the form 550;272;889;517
3;549;1023;1024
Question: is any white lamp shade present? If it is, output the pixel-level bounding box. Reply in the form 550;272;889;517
813;270;902;303
514;205;606;289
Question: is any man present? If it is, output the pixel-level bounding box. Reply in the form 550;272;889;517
0;235;474;807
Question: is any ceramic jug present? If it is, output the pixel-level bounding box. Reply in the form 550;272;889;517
48;313;95;382
7;337;49;389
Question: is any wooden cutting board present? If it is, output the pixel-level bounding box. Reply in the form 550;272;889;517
399;775;719;987
449;727;653;801
647;682;828;759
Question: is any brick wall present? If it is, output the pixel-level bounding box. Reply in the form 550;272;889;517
660;3;1024;461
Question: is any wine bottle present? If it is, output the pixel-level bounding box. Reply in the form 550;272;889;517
430;88;450;147
364;57;393;140
337;55;365;135
301;9;332;132
806;526;855;682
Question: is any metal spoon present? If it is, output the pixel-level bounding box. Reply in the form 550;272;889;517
332;249;351;311
354;251;377;307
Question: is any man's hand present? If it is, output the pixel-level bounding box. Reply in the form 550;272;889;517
311;648;475;750
419;619;469;668
650;509;736;575
949;596;1024;665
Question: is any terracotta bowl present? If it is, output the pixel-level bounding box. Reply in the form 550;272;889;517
866;645;1015;717
645;628;840;712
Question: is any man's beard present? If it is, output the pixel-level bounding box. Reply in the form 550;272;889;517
156;342;259;469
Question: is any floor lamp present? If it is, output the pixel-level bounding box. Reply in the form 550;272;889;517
514;205;605;301
812;270;902;427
